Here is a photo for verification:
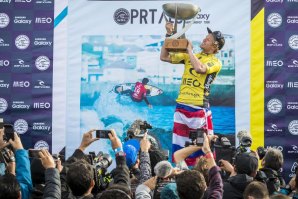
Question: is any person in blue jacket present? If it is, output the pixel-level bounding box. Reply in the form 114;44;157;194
0;131;33;199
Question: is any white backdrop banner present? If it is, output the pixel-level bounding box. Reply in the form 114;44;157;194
65;0;250;158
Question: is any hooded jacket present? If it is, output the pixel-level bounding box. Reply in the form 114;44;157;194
222;174;254;199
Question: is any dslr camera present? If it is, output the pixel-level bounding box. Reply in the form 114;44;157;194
88;151;113;193
185;129;206;147
257;146;267;160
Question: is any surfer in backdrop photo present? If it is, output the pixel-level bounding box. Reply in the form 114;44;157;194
113;78;158;109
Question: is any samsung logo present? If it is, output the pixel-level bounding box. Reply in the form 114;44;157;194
14;16;32;24
34;37;52;46
266;80;284;89
0;0;12;3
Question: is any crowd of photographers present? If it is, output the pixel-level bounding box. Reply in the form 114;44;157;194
0;121;297;199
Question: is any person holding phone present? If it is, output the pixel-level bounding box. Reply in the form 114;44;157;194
0;132;33;199
38;149;61;199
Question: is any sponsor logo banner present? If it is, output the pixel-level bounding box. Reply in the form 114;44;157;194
13;119;28;134
0;97;8;113
3;0;54;151
288;120;298;135
113;7;212;25
34;140;49;149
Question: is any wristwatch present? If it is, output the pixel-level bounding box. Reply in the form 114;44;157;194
114;147;123;153
116;151;126;157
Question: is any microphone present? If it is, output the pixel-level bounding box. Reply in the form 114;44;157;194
154;160;173;178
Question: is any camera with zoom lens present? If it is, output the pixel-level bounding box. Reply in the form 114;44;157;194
88;151;113;193
257;146;267;160
185;129;206;147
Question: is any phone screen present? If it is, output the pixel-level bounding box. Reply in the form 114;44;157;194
4;124;14;141
28;149;41;158
196;129;205;146
96;130;111;139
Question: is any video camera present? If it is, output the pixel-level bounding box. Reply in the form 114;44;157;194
126;120;152;138
126;120;160;149
88;151;113;193
185;129;206;147
212;136;233;149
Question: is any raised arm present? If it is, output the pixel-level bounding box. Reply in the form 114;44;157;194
186;41;207;74
173;145;201;163
160;22;174;63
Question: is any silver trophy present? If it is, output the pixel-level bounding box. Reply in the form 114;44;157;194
162;3;200;51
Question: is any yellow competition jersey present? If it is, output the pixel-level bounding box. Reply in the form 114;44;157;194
170;52;222;107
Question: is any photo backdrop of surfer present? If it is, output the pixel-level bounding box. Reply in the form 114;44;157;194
112;78;163;108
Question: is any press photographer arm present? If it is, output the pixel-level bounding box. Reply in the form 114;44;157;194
9;132;33;199
139;133;152;184
202;134;223;199
135;176;157;199
39;149;61;199
109;129;130;188
78;129;99;152
173;145;201;164
67;129;100;163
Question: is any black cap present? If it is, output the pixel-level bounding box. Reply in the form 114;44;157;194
207;27;225;50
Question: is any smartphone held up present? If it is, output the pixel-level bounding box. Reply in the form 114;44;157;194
96;130;112;139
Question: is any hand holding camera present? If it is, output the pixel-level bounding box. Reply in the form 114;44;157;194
185;129;206;147
38;149;56;169
108;129;122;150
218;159;234;173
79;129;99;152
140;133;151;152
9;132;23;150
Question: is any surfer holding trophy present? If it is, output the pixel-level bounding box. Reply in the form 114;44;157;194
160;3;225;166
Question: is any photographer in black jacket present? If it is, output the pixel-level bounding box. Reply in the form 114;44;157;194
221;152;258;199
61;129;131;199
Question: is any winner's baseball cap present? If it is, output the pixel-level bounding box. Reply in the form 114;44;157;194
207;27;225;50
